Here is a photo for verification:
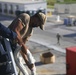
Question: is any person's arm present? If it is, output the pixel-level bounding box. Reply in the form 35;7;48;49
13;19;30;53
0;23;17;40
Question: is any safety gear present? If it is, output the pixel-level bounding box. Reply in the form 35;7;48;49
37;12;46;30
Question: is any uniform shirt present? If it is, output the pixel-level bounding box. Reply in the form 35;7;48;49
8;13;33;42
0;23;17;40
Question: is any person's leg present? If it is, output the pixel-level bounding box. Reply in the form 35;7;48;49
58;38;60;45
58;38;59;44
57;38;59;44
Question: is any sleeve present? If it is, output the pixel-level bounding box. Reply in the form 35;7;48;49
19;13;30;38
0;23;17;40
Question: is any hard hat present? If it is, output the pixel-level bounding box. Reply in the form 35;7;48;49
37;12;46;30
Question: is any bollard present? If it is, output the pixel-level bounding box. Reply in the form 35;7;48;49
40;52;55;64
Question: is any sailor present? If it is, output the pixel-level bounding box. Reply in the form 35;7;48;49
8;11;46;75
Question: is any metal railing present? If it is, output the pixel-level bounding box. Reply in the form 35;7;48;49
14;46;29;75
